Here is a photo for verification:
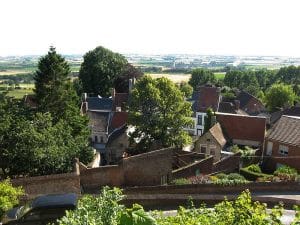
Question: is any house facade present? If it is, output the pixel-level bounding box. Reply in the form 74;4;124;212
186;86;221;136
264;115;300;172
194;123;227;162
81;92;129;165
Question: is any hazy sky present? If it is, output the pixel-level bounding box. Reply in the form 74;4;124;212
1;0;300;56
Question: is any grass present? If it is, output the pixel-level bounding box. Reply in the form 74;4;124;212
6;89;33;99
214;72;225;80
148;72;225;83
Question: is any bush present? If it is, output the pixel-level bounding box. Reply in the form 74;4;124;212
0;179;24;220
213;173;249;186
240;167;272;181
274;165;298;181
171;178;191;185
246;164;262;173
215;173;227;180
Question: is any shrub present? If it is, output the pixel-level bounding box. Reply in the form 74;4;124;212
171;178;191;185
274;165;298;181
246;164;262;173
215;173;227;180
0;179;24;220
213;173;248;186
240;167;272;181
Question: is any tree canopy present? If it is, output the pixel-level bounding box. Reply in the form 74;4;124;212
79;46;128;96
188;68;216;90
264;83;296;111
128;76;193;152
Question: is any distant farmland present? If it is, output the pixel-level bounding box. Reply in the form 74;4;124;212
148;72;225;83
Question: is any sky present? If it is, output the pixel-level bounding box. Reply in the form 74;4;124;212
1;0;300;56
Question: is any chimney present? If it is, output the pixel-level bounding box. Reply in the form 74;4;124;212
234;100;240;110
111;88;116;101
82;93;87;102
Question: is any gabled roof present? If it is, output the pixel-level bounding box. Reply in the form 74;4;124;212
209;123;227;147
270;106;300;124
236;91;253;108
190;86;221;113
86;97;113;111
267;115;300;147
216;112;266;143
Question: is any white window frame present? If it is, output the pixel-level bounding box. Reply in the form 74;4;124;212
278;145;288;156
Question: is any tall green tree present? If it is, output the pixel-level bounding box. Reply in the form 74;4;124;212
79;46;128;96
204;108;215;133
265;83;296;111
128;76;193;152
188;68;216;90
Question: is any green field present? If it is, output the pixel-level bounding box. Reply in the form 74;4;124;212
7;88;34;99
149;72;225;83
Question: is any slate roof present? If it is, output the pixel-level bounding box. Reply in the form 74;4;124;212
236;91;253;108
86;97;113;111
270;106;300;124
216;112;266;143
209;123;227;147
218;102;237;114
267;115;300;147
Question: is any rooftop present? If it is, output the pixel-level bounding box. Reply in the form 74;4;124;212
267;115;300;147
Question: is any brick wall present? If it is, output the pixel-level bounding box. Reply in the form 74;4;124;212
264;139;300;172
123;148;173;186
212;152;241;174
172;156;214;179
80;165;124;191
11;172;81;200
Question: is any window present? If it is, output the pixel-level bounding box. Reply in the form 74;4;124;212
207;138;211;142
100;136;104;143
210;147;216;155
266;141;273;156
200;145;207;153
94;136;98;143
197;115;203;125
278;145;288;156
197;129;202;136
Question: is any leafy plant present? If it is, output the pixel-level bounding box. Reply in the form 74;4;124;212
120;204;157;225
0;179;24;220
274;165;298;181
247;164;262;173
57;186;124;225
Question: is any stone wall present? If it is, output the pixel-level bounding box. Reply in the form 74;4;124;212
11;172;81;200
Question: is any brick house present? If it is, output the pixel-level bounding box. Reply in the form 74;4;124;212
264;115;300;172
194;123;227;162
186;86;221;136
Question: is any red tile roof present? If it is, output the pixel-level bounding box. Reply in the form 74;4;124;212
111;112;128;129
267;115;300;147
197;86;221;112
216;112;266;143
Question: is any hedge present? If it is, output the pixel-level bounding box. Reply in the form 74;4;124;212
240;168;272;181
